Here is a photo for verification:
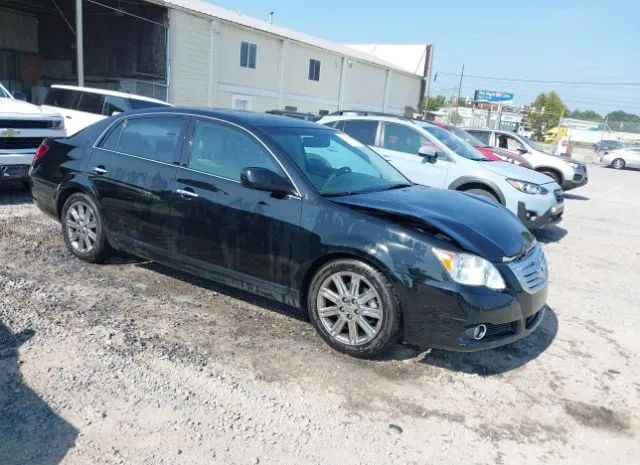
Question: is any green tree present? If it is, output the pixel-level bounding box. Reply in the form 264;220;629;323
567;109;603;121
606;110;640;133
424;95;446;111
528;92;568;139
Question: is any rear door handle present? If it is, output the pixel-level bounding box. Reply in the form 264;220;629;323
93;166;108;175
176;188;198;199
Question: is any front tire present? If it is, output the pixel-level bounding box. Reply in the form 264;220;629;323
539;169;562;185
611;158;625;170
61;193;112;263
307;259;402;358
464;188;499;203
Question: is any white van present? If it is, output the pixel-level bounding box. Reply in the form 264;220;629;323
41;85;171;136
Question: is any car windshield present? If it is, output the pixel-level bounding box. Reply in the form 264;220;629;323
420;125;488;161
448;126;488;147
263;126;411;197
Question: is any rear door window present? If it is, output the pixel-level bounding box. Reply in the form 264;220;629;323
116;116;187;164
77;92;104;114
467;130;491;145
44;88;79;109
339;120;378;146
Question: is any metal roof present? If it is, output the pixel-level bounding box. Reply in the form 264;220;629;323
154;0;422;77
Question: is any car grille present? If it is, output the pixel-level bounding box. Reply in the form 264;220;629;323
0;119;54;129
508;246;548;294
0;137;44;150
484;322;517;339
554;189;563;203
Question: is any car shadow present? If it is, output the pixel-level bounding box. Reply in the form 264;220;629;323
563;193;589;201
533;225;568;243
384;307;559;376
0;323;78;465
134;261;308;323
0;184;32;206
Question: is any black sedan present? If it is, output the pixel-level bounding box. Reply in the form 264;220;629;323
30;108;548;358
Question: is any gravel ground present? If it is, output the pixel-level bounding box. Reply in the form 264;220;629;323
1;163;639;465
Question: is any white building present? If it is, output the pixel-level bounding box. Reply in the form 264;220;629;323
0;0;429;116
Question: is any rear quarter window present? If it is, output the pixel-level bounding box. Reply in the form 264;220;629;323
44;88;79;109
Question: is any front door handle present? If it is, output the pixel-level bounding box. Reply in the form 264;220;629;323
93;166;108;175
176;188;198;199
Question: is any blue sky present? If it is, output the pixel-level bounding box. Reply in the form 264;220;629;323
207;0;639;115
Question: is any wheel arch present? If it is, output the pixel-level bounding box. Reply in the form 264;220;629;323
534;166;564;184
448;177;506;205
54;175;99;219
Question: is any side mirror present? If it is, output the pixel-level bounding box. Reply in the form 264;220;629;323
241;167;294;196
111;110;122;116
517;147;528;154
12;91;26;101
418;146;439;164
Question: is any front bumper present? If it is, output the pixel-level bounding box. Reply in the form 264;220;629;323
517;200;563;229
1;152;34;182
399;264;548;352
561;165;588;190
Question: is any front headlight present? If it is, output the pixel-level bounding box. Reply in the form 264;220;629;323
506;179;549;195
432;248;506;291
51;118;64;130
564;161;580;169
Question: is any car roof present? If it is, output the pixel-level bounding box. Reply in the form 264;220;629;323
321;114;420;126
117;107;328;130
50;84;170;105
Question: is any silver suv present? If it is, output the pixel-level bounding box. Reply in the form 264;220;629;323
465;128;588;190
318;114;564;229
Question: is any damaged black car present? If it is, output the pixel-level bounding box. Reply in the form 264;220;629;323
30;108;549;358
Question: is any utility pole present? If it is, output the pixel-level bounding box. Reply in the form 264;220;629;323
76;0;84;86
455;64;464;123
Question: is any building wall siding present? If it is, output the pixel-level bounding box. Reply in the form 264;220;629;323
168;9;210;106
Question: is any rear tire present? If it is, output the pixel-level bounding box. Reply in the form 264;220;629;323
61;193;113;263
464;188;499;203
539;169;562;185
307;259;401;358
611;158;625;170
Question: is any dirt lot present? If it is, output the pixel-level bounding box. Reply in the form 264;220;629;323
1;163;639;465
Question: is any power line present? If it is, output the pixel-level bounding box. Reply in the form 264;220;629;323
438;72;640;87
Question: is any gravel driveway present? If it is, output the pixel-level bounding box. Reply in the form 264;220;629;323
1;164;638;465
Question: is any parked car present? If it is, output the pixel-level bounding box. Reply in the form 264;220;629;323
0;81;65;186
593;139;625;153
41;85;171;136
465;128;588;190
319;114;563;229
30;108;549;358
431;122;533;168
266;109;320;121
600;147;640;170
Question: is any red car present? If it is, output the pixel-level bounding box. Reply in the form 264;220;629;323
431;122;533;169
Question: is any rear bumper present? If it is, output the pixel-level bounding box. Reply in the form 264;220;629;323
399;272;548;352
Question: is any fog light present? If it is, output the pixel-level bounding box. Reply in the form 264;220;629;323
468;324;487;340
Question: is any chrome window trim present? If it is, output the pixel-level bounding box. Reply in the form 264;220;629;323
92;111;303;198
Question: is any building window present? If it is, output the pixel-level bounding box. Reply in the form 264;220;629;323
308;59;321;81
232;95;252;111
240;42;257;69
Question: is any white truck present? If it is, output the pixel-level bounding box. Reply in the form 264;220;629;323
0;82;65;186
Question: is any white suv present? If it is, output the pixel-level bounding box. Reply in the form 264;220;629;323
319;114;564;229
0;82;65;185
41;85;171;136
465;128;588;190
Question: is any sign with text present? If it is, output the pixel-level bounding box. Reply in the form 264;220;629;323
474;90;514;105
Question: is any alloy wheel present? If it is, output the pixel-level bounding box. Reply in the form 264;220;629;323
65;200;98;254
316;271;383;346
612;158;625;169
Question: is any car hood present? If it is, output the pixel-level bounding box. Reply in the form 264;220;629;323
482;146;531;165
332;186;535;261
480;160;556;185
0;97;61;119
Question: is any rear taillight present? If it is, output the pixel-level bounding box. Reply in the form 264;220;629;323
34;143;49;162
